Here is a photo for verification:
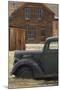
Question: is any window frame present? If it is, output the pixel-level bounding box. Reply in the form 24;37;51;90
24;7;31;20
36;8;44;19
25;25;36;41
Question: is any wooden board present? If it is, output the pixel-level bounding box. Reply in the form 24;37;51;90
9;28;16;50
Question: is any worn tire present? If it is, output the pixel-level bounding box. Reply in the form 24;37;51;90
15;66;33;79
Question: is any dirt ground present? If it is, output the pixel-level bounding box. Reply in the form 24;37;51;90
8;51;58;89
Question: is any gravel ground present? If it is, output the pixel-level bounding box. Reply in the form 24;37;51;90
8;51;58;89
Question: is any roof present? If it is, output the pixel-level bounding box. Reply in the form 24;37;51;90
44;4;58;18
8;1;58;18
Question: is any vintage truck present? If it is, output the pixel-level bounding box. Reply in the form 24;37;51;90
11;37;58;79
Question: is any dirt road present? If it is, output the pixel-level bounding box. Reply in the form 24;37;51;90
8;51;58;89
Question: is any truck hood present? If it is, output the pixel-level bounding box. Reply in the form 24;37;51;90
15;50;42;55
14;50;43;59
14;50;43;64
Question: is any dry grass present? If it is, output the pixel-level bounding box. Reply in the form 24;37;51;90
8;51;58;89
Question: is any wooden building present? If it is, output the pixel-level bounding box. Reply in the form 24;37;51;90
9;2;55;50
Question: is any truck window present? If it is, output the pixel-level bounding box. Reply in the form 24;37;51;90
49;41;58;50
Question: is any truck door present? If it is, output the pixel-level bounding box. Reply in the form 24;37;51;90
43;40;58;74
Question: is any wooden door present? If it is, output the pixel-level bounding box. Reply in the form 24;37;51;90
9;27;25;51
15;28;25;50
9;28;16;51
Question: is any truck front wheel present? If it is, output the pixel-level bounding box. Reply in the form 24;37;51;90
15;66;33;79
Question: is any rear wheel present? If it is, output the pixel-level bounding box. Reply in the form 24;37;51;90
15;66;33;79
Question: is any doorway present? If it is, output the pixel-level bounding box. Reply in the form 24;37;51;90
9;27;25;51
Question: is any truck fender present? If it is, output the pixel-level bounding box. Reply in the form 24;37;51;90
11;59;44;78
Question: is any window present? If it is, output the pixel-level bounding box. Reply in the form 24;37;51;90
36;8;43;19
13;2;16;7
27;30;35;40
26;25;36;41
49;41;58;50
12;2;17;8
24;7;31;20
